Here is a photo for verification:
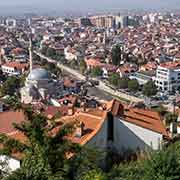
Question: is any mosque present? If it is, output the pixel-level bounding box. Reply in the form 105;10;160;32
20;39;64;104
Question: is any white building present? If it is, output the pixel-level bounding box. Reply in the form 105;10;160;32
1;62;28;76
0;156;20;173
6;18;16;27
20;68;64;104
155;62;180;92
109;100;168;153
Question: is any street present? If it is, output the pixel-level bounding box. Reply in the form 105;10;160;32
35;51;143;103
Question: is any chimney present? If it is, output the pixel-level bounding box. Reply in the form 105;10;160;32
75;121;85;138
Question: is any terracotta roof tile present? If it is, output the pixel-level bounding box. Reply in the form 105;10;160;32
0;111;25;134
123;107;168;136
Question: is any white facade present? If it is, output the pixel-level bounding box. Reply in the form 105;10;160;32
0;155;20;173
1;65;21;76
155;65;180;92
113;117;163;153
21;68;64;104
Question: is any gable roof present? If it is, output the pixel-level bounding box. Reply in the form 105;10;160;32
123;106;168;136
108;100;168;136
50;109;107;145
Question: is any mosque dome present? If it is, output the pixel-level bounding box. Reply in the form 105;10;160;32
27;68;51;81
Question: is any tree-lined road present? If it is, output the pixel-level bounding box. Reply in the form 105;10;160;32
35;51;143;103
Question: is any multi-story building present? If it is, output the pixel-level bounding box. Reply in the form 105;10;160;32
79;17;92;26
90;15;115;28
155;62;180;92
115;15;129;28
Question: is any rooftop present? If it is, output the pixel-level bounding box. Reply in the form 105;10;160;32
123;106;168;136
2;62;28;70
28;68;51;81
0;110;25;134
159;61;180;69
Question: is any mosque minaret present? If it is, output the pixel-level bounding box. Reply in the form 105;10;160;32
20;37;64;104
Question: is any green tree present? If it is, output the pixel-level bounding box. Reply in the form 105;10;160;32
0;69;5;81
91;67;102;77
165;112;178;126
82;169;107;180
109;162;143;180
0;107;80;180
128;79;139;92
69;59;78;69
3;95;22;111
119;78;129;89
69;147;105;180
41;58;48;66
142;146;180;180
109;73;120;87
108;143;180;180
41;45;48;55
111;44;121;66
0;76;20;96
44;63;61;77
143;81;157;97
33;53;41;63
46;47;56;58
79;60;87;74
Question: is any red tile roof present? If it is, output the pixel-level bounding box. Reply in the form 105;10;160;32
108;100;168;136
50;109;107;145
0;110;25;134
160;61;180;69
123;107;168;136
2;62;28;70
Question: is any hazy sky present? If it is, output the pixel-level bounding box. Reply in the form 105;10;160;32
0;0;179;14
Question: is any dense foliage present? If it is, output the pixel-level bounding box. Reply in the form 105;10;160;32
108;73;120;87
91;67;103;77
143;80;157;97
0;107;103;180
0;76;21;96
1;103;180;180
111;44;122;66
128;79;139;92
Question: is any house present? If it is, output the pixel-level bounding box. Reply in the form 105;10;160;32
1;62;28;76
116;63;138;78
85;58;102;70
129;71;155;85
155;61;180;92
0;110;25;172
0;106;108;170
140;62;157;71
107;100;168;152
101;64;117;78
0;99;169;172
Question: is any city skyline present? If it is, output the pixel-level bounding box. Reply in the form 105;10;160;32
0;0;180;15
